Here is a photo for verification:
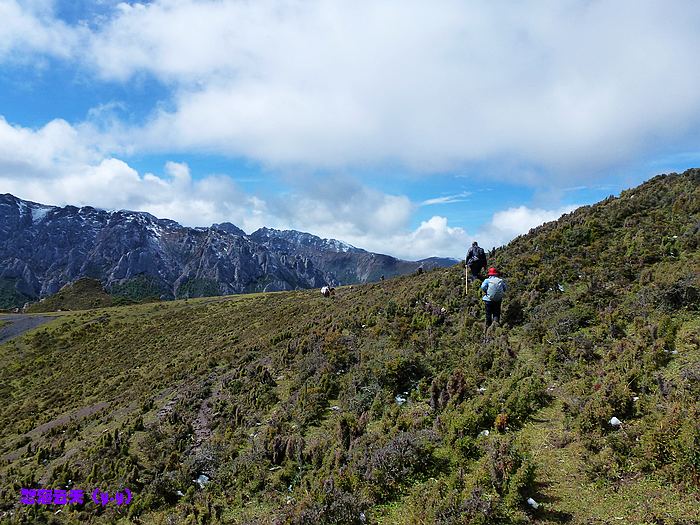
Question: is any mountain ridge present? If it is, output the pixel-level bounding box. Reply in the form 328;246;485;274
0;193;457;308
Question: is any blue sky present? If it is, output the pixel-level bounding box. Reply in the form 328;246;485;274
1;1;700;259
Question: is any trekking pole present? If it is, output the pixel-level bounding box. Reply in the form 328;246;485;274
465;261;469;295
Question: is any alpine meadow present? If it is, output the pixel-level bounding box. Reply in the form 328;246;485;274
0;169;698;524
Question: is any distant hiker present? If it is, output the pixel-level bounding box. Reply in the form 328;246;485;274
465;241;487;284
416;265;424;275
481;267;506;327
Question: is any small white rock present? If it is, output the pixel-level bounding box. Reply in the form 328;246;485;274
609;416;622;427
527;497;539;509
632;396;639;402
479;430;490;437
195;474;210;488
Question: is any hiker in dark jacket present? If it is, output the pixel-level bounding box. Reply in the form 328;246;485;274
481;267;506;327
465;241;487;284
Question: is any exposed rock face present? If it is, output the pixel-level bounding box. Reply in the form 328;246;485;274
0;194;456;306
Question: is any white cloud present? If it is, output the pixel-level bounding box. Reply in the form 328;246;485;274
3;1;700;180
421;192;472;206
0;117;261;228
0;0;82;60
74;0;700;178
478;204;579;249
346;205;580;260
351;216;470;261
268;175;412;237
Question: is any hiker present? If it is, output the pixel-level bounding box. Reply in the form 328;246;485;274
481;267;506;327
465;241;487;283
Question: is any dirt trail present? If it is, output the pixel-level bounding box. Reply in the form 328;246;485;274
0;314;57;345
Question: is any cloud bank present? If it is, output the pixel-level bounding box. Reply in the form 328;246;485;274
3;1;700;177
0;117;576;259
80;1;700;176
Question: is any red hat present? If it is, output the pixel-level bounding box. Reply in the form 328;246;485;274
487;267;499;276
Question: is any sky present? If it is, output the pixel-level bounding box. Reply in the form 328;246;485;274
1;1;700;260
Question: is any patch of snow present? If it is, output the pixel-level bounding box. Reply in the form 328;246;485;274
16;199;29;217
325;238;355;252
146;224;163;238
30;205;53;224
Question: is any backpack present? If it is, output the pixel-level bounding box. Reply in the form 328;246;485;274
467;246;485;266
487;277;505;301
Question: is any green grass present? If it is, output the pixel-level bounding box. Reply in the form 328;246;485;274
0;169;698;524
516;402;700;524
24;278;114;313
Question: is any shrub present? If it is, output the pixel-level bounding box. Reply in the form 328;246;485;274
480;435;537;513
351;430;439;501
287;480;367;525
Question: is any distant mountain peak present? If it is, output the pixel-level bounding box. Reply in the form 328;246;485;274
251;226;360;254
212;222;247;236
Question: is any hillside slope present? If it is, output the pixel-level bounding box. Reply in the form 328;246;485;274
0;170;698;524
23;278;114;313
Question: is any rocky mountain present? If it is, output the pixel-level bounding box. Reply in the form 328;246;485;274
0;194;457;308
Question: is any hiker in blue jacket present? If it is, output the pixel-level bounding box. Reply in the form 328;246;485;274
481;267;506;327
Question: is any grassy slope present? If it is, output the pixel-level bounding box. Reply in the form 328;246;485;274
0;170;698;525
25;278;114;313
